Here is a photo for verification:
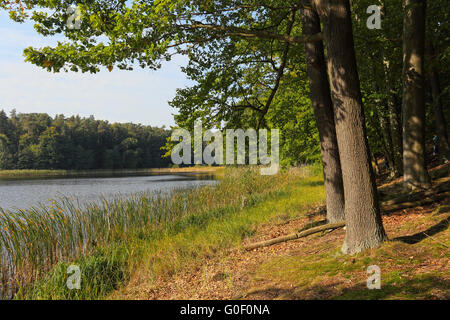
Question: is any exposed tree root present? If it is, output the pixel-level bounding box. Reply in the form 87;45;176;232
245;189;449;251
243;221;345;250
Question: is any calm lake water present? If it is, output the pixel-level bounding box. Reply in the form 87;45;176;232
0;173;217;211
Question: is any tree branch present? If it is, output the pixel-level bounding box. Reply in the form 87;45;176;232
183;22;323;44
257;9;296;129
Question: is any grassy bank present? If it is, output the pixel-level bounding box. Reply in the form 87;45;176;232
247;206;449;300
0;165;321;299
0;166;223;180
110;173;449;300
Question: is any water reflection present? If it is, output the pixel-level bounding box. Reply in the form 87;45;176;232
0;173;217;211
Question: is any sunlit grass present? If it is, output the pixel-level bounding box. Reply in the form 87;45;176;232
250;211;449;300
130;174;326;282
0;165;318;299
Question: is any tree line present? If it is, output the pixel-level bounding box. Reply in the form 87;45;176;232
0;110;171;170
2;0;449;254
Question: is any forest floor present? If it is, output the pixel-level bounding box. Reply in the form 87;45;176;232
111;162;449;300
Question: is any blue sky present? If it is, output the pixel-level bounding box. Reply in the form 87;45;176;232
0;11;190;127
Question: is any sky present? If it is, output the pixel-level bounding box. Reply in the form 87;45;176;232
0;11;190;127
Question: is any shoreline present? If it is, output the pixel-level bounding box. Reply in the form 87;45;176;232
0;166;224;180
2;164;447;300
2;166;303;299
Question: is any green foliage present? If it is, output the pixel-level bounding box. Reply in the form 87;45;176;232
266;74;321;165
351;0;449;158
3;0;448;167
19;246;129;299
0;110;170;170
6;0;447;168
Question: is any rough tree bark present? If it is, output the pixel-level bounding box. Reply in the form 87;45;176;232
402;0;431;189
301;4;345;223
314;0;387;254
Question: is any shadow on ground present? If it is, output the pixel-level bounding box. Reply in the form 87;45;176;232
394;217;449;244
244;275;450;300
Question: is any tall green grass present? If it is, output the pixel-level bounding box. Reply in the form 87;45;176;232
0;166;316;299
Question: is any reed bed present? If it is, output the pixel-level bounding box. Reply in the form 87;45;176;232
0;166;313;299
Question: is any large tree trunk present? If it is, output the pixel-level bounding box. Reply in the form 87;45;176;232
427;44;450;162
314;0;387;254
402;0;431;189
301;4;345;223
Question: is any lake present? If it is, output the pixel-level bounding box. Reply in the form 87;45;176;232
0;173;218;211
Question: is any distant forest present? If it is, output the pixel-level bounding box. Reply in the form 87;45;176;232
0;109;171;170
